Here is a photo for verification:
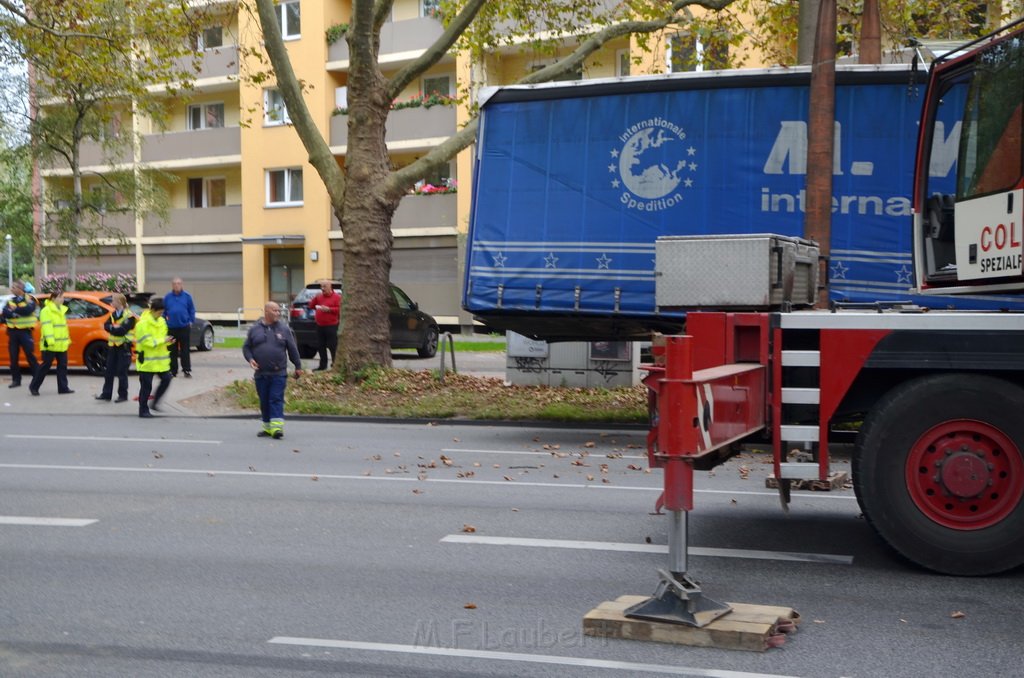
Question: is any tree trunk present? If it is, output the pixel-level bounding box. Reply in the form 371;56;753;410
797;0;821;65
68;151;82;291
805;0;835;308
859;0;881;64
336;57;400;375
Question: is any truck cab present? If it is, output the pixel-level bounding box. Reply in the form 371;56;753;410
915;21;1024;294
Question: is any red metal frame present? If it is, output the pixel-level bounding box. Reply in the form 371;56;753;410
646;314;768;513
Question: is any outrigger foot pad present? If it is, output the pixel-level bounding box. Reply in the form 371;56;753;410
623;569;732;628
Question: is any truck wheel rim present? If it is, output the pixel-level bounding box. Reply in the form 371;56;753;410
906;420;1024;530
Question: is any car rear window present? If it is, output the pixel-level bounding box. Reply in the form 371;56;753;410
293;284;342;306
293;289;318;305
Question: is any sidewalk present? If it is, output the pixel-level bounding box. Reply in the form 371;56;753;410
2;328;506;418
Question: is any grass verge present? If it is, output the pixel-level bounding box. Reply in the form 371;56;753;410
225;367;648;423
215;338;506;353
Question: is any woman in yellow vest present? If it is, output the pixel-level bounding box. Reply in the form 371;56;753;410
134;296;173;418
29;289;74;396
96;292;136;403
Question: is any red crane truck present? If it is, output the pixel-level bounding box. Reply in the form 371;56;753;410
637;18;1024;623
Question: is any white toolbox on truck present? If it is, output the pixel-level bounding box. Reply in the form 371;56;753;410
655;234;820;309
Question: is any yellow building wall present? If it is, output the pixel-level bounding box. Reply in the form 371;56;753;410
237;0;336;314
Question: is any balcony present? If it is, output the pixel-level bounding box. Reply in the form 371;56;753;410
328;17;444;66
141;126;241;166
330;105;456;149
39;140;132;172
393;193;456;231
332;193;456;232
43;211;135;239
175;45;239;82
143;205;242;238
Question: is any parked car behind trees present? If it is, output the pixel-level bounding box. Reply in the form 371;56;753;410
289;281;439;359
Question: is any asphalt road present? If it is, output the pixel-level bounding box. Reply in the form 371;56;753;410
1;415;1021;677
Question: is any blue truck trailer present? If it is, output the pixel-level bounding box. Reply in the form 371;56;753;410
463;64;1024;340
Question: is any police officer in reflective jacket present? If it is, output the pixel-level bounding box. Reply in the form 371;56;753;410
3;280;40;388
96;292;136;403
29;289;74;396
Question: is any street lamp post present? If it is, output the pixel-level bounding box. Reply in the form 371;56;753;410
5;234;11;289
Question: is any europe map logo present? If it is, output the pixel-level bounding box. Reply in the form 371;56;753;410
611;117;696;212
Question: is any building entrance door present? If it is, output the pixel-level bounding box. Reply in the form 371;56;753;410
269;249;304;306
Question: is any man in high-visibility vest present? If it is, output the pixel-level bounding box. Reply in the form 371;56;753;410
29;289;74;396
134;297;173;418
2;279;40;388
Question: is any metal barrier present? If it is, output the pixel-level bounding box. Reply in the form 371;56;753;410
236;307;267;329
438;332;457;382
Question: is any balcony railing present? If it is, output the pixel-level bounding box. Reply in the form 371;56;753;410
143;204;242;237
328;17;444;64
39;140;132;171
44;211;135;239
175;44;239;81
141;126;241;164
393;193;456;231
332;193;456;232
330;105;456;148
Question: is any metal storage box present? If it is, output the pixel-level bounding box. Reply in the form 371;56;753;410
655;234;820;309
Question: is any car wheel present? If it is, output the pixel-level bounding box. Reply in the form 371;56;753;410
196;326;214;351
299;344;317;360
417;326;439;358
84;341;108;376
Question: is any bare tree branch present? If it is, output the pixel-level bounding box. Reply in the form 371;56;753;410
384;119;478;199
373;0;395;34
386;0;490;101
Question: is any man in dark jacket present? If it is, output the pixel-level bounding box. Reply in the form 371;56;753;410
2;280;40;388
242;301;303;439
163;277;196;378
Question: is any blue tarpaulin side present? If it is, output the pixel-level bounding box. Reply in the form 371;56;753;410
464;69;1024;330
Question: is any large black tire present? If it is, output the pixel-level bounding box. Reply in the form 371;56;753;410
854;374;1024;575
298;344;317;360
417;325;439;358
83;341;108;376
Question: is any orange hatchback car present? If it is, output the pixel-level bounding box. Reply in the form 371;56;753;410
1;291;214;375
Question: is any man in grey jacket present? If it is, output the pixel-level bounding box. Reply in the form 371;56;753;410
242;301;303;439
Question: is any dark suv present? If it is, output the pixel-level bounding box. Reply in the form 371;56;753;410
289;281;440;358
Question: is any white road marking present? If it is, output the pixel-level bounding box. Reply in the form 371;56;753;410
0;516;97;527
268;637;800;677
441;447;647;460
441;534;853;565
0;462;855;500
5;434;222;445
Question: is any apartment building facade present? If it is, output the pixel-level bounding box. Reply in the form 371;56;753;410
36;0;757;323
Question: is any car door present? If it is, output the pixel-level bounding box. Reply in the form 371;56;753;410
63;296;110;367
389;285;425;349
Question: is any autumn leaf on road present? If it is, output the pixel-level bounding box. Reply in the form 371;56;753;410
461;524;476;533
